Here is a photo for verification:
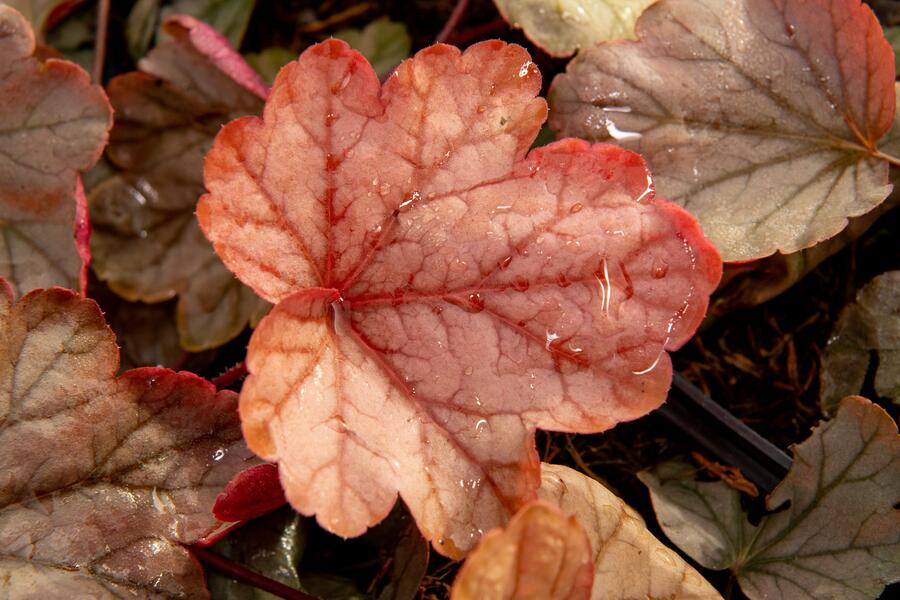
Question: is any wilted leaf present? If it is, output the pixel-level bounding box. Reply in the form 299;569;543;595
641;396;900;600
0;284;256;598
550;0;897;261
540;463;721;599
207;507;308;600
161;0;256;49
199;39;721;556
452;500;593;600
335;17;412;78
492;0;656;57
821;272;900;414
90;15;268;351
0;5;110;296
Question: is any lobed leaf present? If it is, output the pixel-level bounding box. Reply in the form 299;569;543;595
0;284;257;598
550;0;896;261
200;39;721;556
641;396;900;600
821;272;900;414
451;500;593;600
492;0;656;57
0;5;110;296
89;14;268;351
539;463;721;599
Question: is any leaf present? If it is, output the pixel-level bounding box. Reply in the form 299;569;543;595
641;396;900;600
539;463;721;599
161;0;256;50
244;46;296;85
492;0;656;57
452;500;593;600
213;463;286;522
550;0;897;262
335;17;412;78
0;284;256;598
90;15;268;351
0;5;110;297
885;26;900;76
821;272;900;414
126;0;162;60
207;507;308;600
199;39;721;556
2;0;79;36
377;524;429;600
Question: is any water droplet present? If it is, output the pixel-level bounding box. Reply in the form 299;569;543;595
653;261;669;279
497;255;513;270
557;273;572;288
570;203;583;214
324;112;338;126
518;61;534;77
431;305;443;315
467;292;485;312
477;105;486;114
464;366;473;375
545;330;560;350
474;419;488;436
212;448;226;461
512;276;530;292
325;153;339;170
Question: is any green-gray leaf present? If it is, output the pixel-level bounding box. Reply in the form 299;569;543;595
335;17;411;78
641;397;900;600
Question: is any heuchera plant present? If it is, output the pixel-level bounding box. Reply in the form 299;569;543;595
199;38;721;555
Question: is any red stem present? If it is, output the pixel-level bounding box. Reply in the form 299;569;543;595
212;361;249;390
435;0;470;44
92;0;109;83
448;18;509;46
189;545;318;600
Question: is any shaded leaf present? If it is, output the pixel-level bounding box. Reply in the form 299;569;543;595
0;5;110;296
377;524;429;600
161;0;256;49
335;17;412;78
641;396;900;600
452;500;593;600
0;284;256;598
126;0;162;60
200;39;721;556
493;0;656;57
244;46;296;84
2;0;79;37
213;463;286;523
822;272;900;413
90;15;268;351
540;463;721;599
886;26;900;76
207;507;308;600
550;0;896;261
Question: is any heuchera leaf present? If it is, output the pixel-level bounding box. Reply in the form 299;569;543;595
539;463;721;600
550;0;897;261
89;14;268;351
451;500;593;600
212;463;286;522
2;0;80;37
335;17;412;78
0;5;110;297
640;396;900;600
0;284;257;598
821;272;900;414
492;0;656;57
199;39;721;556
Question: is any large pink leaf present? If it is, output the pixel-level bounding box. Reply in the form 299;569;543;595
199;39;722;556
0;5;111;297
0;284;256;597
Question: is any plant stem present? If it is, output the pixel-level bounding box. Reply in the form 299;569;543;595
212;361;248;390
189;545;318;600
92;0;110;83
872;149;900;168
436;0;470;44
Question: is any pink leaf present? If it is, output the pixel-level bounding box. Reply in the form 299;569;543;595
199;39;722;556
213;463;286;523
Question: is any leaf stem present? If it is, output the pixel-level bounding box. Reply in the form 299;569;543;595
189;545;318;600
92;0;110;83
871;149;900;169
212;361;248;390
436;0;470;44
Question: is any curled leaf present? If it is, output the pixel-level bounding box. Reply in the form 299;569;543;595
492;0;656;57
822;272;900;414
0;284;256;598
213;463;286;522
451;500;593;600
550;0;896;261
89;14;268;351
0;5;110;296
539;463;721;599
200;39;721;556
641;396;900;600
